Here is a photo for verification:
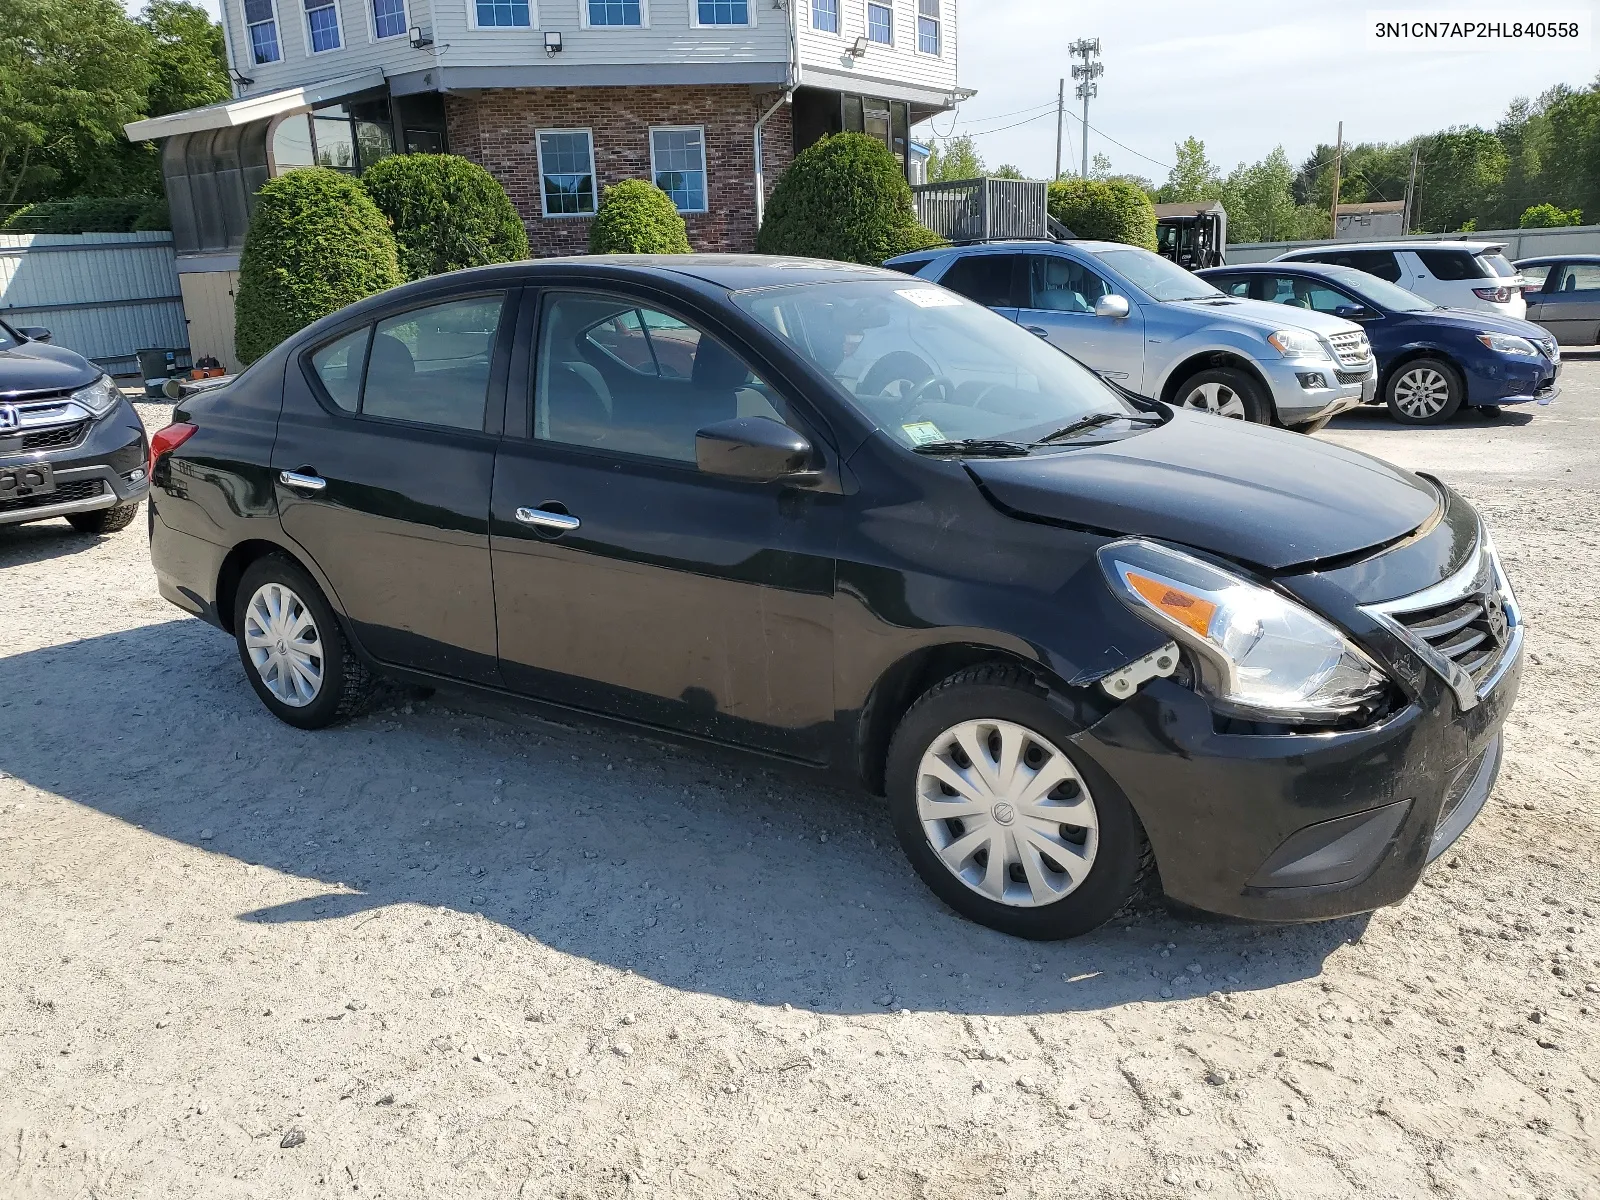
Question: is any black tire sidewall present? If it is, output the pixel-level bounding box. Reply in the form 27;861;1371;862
885;680;1143;940
66;501;140;534
1177;367;1271;424
233;556;352;730
1385;357;1464;425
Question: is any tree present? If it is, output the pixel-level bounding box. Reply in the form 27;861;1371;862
1155;137;1221;203
234;168;402;365
1047;178;1157;249
1412;127;1508;233
360;153;530;280
1218;147;1300;243
138;1;229;119
757;133;943;265
927;134;984;182
1520;202;1582;227
1540;81;1600;228
587;179;691;254
992;163;1025;180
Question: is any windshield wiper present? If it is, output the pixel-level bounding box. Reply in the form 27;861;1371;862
1037;412;1161;443
911;439;1034;457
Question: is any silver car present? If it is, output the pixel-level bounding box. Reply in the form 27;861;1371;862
886;240;1377;431
1517;255;1600;346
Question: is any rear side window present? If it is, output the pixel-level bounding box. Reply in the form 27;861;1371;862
936;254;1020;308
1414;249;1485;281
1554;263;1600;292
309;326;370;412
1298;250;1401;282
363;295;506;430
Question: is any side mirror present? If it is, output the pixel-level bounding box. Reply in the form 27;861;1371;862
695;416;816;483
16;326;52;343
1333;305;1377;321
1094;295;1130;319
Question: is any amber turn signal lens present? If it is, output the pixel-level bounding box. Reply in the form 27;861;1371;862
1125;571;1217;639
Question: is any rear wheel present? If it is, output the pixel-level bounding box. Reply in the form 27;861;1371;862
66;500;140;535
1386;357;1464;425
1174;367;1270;424
885;664;1149;939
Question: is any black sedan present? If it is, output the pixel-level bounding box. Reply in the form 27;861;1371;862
148;256;1522;939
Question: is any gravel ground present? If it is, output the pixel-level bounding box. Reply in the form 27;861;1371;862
2;366;1598;1200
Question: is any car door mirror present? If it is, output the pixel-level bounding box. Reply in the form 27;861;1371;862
15;326;52;343
1333;305;1377;321
1094;295;1130;319
695;416;816;483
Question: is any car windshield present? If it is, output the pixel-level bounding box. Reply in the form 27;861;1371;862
1322;267;1437;312
1093;248;1223;302
734;280;1132;447
0;321;18;352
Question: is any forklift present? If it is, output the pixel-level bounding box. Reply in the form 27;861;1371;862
1154;201;1227;269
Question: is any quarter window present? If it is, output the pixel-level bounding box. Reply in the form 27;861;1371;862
537;130;597;216
361;295;506;430
696;0;749;23
587;0;641;24
916;0;939;53
309;326;370;412
303;0;342;52
867;1;891;43
811;0;838;32
651;127;708;213
372;0;405;38
244;0;281;63
475;0;531;26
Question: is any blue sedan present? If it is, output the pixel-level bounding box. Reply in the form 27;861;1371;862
1198;261;1560;425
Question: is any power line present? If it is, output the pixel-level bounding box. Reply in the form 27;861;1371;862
951;98;1060;128
1082;121;1173;172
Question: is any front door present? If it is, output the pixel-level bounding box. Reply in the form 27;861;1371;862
489;290;840;761
273;289;513;684
1017;252;1147;390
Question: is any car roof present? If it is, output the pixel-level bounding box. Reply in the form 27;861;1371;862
894;239;1131;259
1281;240;1505;255
1198;262;1350;276
1515;253;1600;265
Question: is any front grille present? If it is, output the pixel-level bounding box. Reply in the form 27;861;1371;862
1391;593;1509;685
0;478;103;513
0;421;88;455
1335;368;1369;385
1327;330;1371;369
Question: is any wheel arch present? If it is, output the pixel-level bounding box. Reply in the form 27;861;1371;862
1379;345;1463;395
1158;351;1275;411
215;538;345;636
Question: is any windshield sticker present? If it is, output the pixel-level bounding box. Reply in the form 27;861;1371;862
896;288;964;309
902;421;946;446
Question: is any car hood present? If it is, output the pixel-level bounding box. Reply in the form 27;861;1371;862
1409;305;1554;342
0;339;98;398
1166;296;1363;338
966;411;1440;571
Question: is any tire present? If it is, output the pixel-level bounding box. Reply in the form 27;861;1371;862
884;664;1152;939
1478;404;1504;420
66;500;140;535
232;554;373;729
1173;367;1271;424
1385;357;1464;425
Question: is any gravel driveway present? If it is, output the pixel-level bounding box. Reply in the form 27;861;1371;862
3;365;1597;1200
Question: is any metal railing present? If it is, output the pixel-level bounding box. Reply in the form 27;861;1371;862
912;178;1053;244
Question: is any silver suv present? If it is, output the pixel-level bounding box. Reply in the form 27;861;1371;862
886;241;1376;431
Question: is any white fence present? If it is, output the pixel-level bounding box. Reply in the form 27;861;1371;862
0;232;188;376
1225;223;1600;265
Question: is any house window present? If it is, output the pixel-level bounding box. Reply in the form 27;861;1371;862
867;1;892;44
587;0;642;24
812;0;837;32
373;0;406;38
475;0;531;26
696;0;749;25
651;127;707;214
244;0;281;62
537;130;597;216
916;0;939;53
304;0;342;51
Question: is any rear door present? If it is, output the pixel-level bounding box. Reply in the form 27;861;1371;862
1540;262;1600;344
930;252;1023;322
1015;251;1147;388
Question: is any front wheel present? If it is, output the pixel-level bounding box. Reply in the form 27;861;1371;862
1386;357;1464;425
1174;367;1271;424
885;665;1150;939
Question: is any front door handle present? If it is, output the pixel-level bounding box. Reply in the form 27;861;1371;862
1026;326;1051;338
279;469;327;492
515;506;581;532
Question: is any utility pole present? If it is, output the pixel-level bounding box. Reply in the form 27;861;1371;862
1069;39;1102;179
1329;120;1344;236
1054;78;1065;181
1402;144;1419;234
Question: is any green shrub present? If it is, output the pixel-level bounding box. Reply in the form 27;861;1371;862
234;167;402;365
132;196;171;231
0;196;159;234
587;180;691;254
1520;202;1583;228
756;133;944;265
359;153;529;281
1046;179;1157;250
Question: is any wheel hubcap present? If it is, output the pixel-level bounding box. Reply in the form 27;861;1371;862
1393;368;1449;417
915;719;1099;908
243;582;324;707
1182;381;1247;419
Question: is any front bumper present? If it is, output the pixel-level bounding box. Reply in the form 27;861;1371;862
1467;355;1560;407
0;398;148;527
1264;356;1374;424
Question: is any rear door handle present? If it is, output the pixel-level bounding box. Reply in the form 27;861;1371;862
515;507;581;532
279;469;327;492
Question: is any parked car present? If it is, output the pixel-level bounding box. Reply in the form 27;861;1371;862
885;240;1375;432
147;256;1521;940
1273;241;1527;320
1515;255;1600;346
0;318;149;534
1198;261;1560;425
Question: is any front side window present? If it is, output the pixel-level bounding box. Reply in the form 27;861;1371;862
1259;276;1357;314
372;0;406;38
535;294;787;463
475;0;531;26
917;0;939;53
867;1;892;43
697;0;749;23
537;130;596;216
587;0;641;24
1026;255;1110;313
651;127;707;213
361;295;506;430
304;0;342;52
936;254;1020;309
812;0;838;32
1210;276;1251;298
244;0;281;63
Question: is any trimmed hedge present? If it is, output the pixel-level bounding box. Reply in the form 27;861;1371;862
234;168;402;366
359;153;529;281
588;180;691;254
1047;179;1157;250
1;196;164;234
756;133;944;265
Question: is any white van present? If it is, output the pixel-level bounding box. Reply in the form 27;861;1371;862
1274;241;1526;320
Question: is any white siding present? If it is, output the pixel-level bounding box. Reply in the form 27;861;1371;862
797;0;957;93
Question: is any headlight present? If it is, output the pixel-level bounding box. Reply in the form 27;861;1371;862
1476;332;1538;357
1097;538;1387;722
69;373;121;416
1266;329;1331;360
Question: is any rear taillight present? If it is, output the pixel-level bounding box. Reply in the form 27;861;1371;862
1473;286;1514;303
148;422;197;479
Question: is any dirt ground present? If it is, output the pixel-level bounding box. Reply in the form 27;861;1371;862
2;360;1597;1200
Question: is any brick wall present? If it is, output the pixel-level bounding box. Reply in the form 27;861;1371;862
444;86;794;256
